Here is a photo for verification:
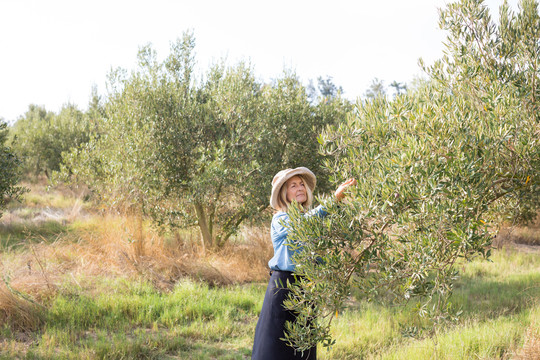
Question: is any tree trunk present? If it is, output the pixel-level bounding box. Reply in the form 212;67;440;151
194;202;213;251
134;208;144;257
129;197;145;258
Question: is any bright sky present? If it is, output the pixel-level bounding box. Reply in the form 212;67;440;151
0;0;520;123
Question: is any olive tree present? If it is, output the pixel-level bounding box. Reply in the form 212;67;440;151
152;63;349;249
282;0;539;352
59;46;168;218
148;48;270;249
0;120;25;216
60;32;351;249
10;103;91;178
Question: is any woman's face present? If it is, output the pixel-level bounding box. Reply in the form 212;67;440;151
286;176;307;204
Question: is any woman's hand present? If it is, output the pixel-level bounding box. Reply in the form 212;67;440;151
334;178;357;202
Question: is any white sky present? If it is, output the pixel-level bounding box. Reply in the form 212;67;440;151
0;0;520;123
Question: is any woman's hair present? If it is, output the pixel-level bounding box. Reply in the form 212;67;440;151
276;174;314;212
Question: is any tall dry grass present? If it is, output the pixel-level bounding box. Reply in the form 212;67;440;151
1;210;272;293
514;325;540;360
1;210;273;333
1;178;274;334
493;213;540;249
79;214;272;287
0;280;46;332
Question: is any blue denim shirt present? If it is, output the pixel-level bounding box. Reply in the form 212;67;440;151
268;205;327;272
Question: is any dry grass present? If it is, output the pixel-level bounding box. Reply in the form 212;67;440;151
0;280;46;332
0;210;273;333
1;182;539;359
1;210;272;292
493;214;540;248
210;226;274;283
514;325;540;360
76;214;272;287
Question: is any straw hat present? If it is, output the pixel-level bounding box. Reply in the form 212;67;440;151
270;167;316;210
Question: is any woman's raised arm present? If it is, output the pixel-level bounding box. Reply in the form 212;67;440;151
334;178;357;202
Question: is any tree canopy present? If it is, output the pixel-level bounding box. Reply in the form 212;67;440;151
282;0;540;351
58;32;352;249
9;103;93;178
0;120;25;217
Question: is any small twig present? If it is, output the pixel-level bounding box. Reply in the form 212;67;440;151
29;243;53;292
70;272;82;289
517;285;540;295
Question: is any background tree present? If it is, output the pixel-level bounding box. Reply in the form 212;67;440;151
59;33;352;250
10;103;92;178
86;85;105;134
282;0;540;352
307;76;345;103
9;105;54;176
59;45;167;232
317;76;343;99
0;120;25;217
149;47;270;249
389;80;407;97
364;77;386;99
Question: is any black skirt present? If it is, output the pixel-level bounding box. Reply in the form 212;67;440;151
251;270;316;360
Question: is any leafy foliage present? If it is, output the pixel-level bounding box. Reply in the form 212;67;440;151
0;120;25;216
364;77;386;99
9;103;93;177
282;0;540;351
59;32;351;249
389;80;407;97
307;76;344;102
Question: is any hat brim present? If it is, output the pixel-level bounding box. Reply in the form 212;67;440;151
270;167;316;210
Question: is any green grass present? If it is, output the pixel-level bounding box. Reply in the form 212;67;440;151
1;278;265;359
6;182;87;211
320;294;538;360
318;249;540;359
0;221;69;250
0;244;538;359
2;185;538;358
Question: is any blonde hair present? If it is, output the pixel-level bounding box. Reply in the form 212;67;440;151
276;174;314;212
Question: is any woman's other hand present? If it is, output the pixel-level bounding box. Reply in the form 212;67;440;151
335;178;357;202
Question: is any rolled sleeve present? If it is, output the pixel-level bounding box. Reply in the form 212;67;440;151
267;206;329;272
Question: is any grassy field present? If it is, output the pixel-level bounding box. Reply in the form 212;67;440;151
0;183;539;359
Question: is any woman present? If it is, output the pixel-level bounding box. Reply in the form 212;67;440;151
252;167;356;360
